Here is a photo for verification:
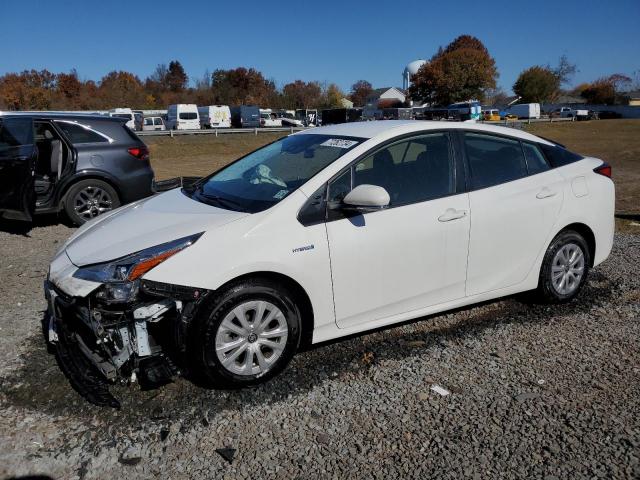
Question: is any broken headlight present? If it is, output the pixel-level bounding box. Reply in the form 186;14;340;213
73;233;203;303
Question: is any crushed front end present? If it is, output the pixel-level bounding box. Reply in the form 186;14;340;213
44;234;207;408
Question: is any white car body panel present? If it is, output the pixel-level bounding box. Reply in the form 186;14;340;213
143;190;337;333
466;168;565;296
65;189;247;266
327;193;470;328
49;120;615;349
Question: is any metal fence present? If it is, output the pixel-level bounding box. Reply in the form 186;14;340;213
136;126;308;137
137;117;578;137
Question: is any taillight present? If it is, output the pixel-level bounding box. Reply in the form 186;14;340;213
593;162;612;178
128;146;149;160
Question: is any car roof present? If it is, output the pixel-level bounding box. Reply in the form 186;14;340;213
0;111;126;124
301;120;554;145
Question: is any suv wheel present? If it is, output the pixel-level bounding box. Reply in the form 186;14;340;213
64;179;120;226
534;230;590;303
193;278;301;387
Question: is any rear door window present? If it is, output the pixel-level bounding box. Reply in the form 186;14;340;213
154;118;163;126
179;112;197;120
55;122;108;144
463;133;527;189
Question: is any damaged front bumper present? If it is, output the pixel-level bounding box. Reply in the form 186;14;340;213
45;273;208;408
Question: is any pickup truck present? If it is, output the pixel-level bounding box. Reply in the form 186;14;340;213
554;106;591;120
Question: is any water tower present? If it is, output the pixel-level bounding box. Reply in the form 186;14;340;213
403;59;426;90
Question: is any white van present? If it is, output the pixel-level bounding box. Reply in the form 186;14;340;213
108;108;136;130
167;104;200;130
198;105;231;128
142;116;166;131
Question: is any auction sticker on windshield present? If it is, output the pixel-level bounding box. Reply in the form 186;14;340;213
320;138;359;149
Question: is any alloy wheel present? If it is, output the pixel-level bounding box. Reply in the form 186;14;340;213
214;300;289;376
551;243;585;295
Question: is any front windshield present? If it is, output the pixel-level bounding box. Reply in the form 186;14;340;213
187;134;364;213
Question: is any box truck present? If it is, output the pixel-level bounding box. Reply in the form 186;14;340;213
506;103;541;119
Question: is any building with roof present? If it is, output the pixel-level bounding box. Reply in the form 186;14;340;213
365;87;406;108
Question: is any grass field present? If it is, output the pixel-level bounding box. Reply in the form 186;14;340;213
525;120;639;213
146;133;286;180
146;119;640;213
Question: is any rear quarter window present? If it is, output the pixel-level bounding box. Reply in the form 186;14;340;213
55;122;109;144
540;143;584;168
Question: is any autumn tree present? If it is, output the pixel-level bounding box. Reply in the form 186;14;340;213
281;80;322;108
580;79;614;104
98;71;147;108
410;35;498;105
322;83;345;108
56;70;82;103
210;67;277;105
513;66;560;103
166;60;188;92
349;80;373;107
0;70;57;110
552;55;577;86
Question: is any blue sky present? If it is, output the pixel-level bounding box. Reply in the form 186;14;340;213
2;0;639;93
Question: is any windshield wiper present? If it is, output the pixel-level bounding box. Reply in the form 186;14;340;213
197;191;246;211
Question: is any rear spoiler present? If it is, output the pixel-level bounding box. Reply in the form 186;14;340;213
535;134;566;148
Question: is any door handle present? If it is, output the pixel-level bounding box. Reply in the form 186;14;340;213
536;187;557;199
438;208;467;222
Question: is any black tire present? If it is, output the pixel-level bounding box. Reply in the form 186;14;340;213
192;278;301;388
63;179;120;226
533;230;590;304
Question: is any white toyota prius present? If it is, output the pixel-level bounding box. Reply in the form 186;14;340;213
45;120;614;406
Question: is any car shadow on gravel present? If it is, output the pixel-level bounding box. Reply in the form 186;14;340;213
0;214;67;235
0;270;621;443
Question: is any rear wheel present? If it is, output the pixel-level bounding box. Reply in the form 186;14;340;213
193;278;301;387
534;230;590;303
64;179;120;226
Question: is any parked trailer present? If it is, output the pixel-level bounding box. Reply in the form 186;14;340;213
416;108;449;120
506;103;541;119
320;108;363;125
382;108;413;120
295;109;319;126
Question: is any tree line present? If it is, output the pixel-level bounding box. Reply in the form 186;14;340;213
0;35;635;111
0;61;352;111
409;35;635;106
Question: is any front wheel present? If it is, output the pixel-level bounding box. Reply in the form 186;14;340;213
193;279;301;387
534;230;590;303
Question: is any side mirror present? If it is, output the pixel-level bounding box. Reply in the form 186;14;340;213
341;184;390;212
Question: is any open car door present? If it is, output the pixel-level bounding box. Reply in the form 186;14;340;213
0;116;37;221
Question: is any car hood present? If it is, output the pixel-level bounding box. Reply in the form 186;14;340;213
65;188;248;266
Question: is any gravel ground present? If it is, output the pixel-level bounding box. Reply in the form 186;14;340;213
0;219;638;480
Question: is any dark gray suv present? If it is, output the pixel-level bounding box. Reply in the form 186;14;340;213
0;114;154;225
